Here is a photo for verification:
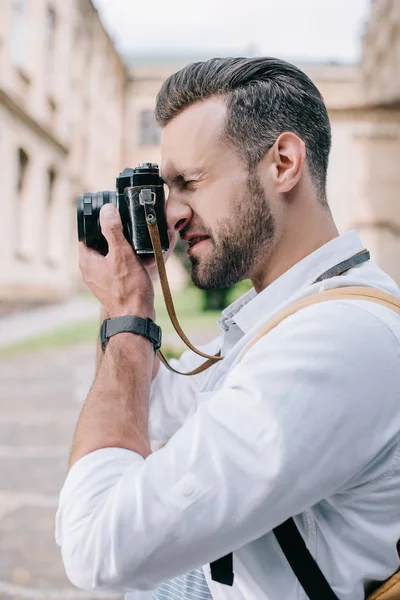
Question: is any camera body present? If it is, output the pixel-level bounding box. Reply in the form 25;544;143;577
77;162;169;256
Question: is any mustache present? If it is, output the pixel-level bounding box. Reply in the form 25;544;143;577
179;222;213;241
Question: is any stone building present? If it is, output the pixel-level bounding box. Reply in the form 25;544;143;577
0;0;399;304
0;0;125;304
359;0;400;283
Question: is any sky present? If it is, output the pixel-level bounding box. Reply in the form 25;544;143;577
93;0;371;63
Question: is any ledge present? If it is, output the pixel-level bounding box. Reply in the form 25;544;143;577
0;87;69;156
352;221;400;238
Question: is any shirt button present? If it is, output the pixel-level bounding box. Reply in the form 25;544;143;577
182;481;195;497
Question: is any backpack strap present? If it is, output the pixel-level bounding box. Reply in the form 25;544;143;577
210;286;400;593
241;286;400;360
240;285;400;600
273;518;339;600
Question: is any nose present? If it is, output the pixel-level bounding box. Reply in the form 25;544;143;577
166;193;192;235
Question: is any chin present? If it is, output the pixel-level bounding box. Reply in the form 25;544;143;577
190;251;248;290
190;267;236;291
190;271;210;290
190;262;212;290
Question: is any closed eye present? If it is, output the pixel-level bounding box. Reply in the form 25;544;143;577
182;179;196;190
165;174;199;191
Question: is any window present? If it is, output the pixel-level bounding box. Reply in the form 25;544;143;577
139;110;161;146
11;0;28;68
46;167;56;209
17;148;29;193
45;6;57;88
15;147;29;257
44;166;57;263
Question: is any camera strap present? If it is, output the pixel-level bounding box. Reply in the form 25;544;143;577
144;197;371;377
144;202;224;376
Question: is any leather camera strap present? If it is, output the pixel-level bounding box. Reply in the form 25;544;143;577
144;204;223;376
144;199;371;377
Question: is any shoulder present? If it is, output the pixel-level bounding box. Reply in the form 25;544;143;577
244;296;400;360
233;298;400;407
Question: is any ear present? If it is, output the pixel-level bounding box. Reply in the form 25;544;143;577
267;132;306;193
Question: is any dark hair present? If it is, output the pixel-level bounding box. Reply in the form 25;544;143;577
155;57;331;203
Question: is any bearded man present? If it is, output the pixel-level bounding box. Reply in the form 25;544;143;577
56;58;400;600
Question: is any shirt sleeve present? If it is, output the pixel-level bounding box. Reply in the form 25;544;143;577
148;335;222;445
56;301;400;593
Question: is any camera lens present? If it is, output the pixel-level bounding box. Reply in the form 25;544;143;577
76;190;116;255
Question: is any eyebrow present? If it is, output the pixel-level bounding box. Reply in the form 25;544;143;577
162;167;204;185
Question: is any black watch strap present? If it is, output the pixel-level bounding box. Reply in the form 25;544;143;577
100;316;162;352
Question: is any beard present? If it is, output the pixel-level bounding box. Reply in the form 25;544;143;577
188;171;276;290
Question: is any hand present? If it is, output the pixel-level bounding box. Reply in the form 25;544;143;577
79;204;155;319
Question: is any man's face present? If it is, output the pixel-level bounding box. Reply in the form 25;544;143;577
161;97;275;290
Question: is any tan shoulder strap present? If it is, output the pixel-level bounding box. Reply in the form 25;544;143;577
368;571;400;599
241;286;400;360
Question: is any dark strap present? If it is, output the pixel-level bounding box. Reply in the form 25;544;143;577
210;553;234;586
313;249;370;283
101;316;162;352
274;518;339;599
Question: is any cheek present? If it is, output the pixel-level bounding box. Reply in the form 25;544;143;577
195;180;241;224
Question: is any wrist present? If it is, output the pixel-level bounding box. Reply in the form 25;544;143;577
108;299;155;321
113;307;156;320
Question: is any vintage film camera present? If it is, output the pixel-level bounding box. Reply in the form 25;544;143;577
77;162;169;256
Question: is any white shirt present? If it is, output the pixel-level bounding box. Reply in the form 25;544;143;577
56;231;400;600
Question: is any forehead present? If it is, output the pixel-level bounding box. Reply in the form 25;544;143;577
160;96;228;178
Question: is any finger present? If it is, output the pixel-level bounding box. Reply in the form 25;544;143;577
99;204;129;253
78;241;102;273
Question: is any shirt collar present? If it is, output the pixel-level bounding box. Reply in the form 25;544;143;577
218;230;365;334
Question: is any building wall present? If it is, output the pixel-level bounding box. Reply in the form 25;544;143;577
359;0;400;282
0;0;126;302
362;0;400;105
0;101;70;299
67;0;126;288
1;0;399;301
327;107;400;283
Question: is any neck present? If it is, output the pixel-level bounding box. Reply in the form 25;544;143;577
250;202;339;293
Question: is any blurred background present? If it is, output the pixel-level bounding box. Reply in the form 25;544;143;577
0;0;398;598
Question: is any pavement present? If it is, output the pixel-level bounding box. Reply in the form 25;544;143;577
0;296;100;350
0;293;220;599
0;342;123;600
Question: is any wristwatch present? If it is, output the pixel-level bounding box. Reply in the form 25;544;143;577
100;316;162;352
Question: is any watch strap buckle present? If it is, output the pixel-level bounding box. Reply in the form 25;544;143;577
100;318;110;352
144;317;162;351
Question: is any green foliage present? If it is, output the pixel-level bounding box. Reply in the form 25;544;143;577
0;279;253;358
228;279;253;303
162;344;183;360
196;279;253;312
154;285;220;338
0;319;99;357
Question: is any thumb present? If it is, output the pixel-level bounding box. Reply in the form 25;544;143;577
100;203;125;250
